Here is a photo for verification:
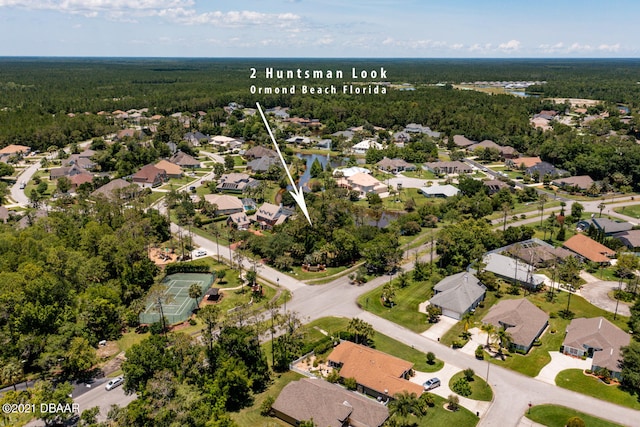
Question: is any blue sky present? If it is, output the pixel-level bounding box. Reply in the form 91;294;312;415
0;0;637;57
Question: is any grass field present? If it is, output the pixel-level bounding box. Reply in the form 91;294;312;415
357;276;434;334
526;404;625;427
448;372;493;401
555;369;640;410
442;289;630;377
614;204;640;219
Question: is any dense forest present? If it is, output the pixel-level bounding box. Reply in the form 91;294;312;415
2;58;640;151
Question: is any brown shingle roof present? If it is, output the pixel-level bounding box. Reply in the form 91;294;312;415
553;175;594;190
272;378;389;427
155;159;183;177
513;156;542;168
482;299;548;350
563;234;614;263
452;135;475;147
328;341;423;397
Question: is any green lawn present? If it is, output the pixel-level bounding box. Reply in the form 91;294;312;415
357;277;433;334
412;394;479;427
555;369;640;410
231;371;304;427
117;330;150;353
449;372;493;401
614;204;640;219
372;330;442;372
401;169;436;179
526;404;625;427
443;289;630;377
288;265;349;281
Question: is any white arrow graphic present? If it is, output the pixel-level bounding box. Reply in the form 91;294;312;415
256;102;312;226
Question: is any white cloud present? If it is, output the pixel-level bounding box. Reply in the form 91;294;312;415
568;42;593;52
598;43;620;52
498;39;520;51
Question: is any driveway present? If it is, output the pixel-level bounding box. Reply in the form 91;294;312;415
420;313;458;341
535;351;592;385
579;273;631;317
410;364;492;417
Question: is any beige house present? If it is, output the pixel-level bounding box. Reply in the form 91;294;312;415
132;164;167;188
337;172;386;197
272;378;388;427
204;194;244;216
562;317;630;380
482;299;549;353
155;159;183;179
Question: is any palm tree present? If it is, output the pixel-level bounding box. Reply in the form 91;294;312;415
189;283;203;310
598;201;606;218
538;193;549;226
389;391;424;420
480;323;495;348
501;202;511;232
461;312;473;333
1;359;22;391
496;328;513;359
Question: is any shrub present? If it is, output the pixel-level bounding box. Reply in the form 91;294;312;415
188;318;197;326
447;394;460;411
419;393;435;408
463;368;475;381
260;395;275;416
475;345;484;360
343;377;357;391
326;369;341;383
566;416;586;427
452;340;464;349
426;352;436;365
451;378;471;397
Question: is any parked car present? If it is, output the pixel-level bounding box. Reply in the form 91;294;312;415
19;181;26;189
105;376;124;391
193;249;207;257
423;377;441;390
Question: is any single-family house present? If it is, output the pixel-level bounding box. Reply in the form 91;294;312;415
351;139;383;154
115;128;143;141
204;194;244;216
483;179;510;194
562;234;615;265
92;178;142;200
246;156;280;173
332;130;355;141
170;151;201;168
452;135;475;148
254;203;291;229
505;243;573;268
525;161;568;179
211;135;243;150
49;164;90;180
531;117;552;131
404;123;440;138
63;154;95;171
482;299;549;353
423;161;472;175
419;184;460;198
155;160;183;179
576;217;633;236
285;135;312;145
272;378;389;427
0;144;30;156
467;139;502;153
553;175;594;192
132;164;167;188
336;172;387;197
327;341;424;400
244;145;277;160
482;252;546;289
507;156;541;169
216;173;259;193
69;172;94;190
613;229;640;251
227;212;251;230
333;167;370;178
429;272;486;320
376;157;416;173
562;317;630;380
183;131;210;146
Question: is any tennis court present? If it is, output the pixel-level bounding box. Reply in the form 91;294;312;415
139;272;215;325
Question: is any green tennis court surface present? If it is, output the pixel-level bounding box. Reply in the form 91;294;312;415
139;272;214;325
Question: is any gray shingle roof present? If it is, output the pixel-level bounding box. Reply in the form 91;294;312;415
482;299;548;349
429;272;486;314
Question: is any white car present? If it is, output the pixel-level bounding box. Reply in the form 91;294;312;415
193;249;207;257
105;376;124;391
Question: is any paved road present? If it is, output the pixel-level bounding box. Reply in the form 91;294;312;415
579;275;632;317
